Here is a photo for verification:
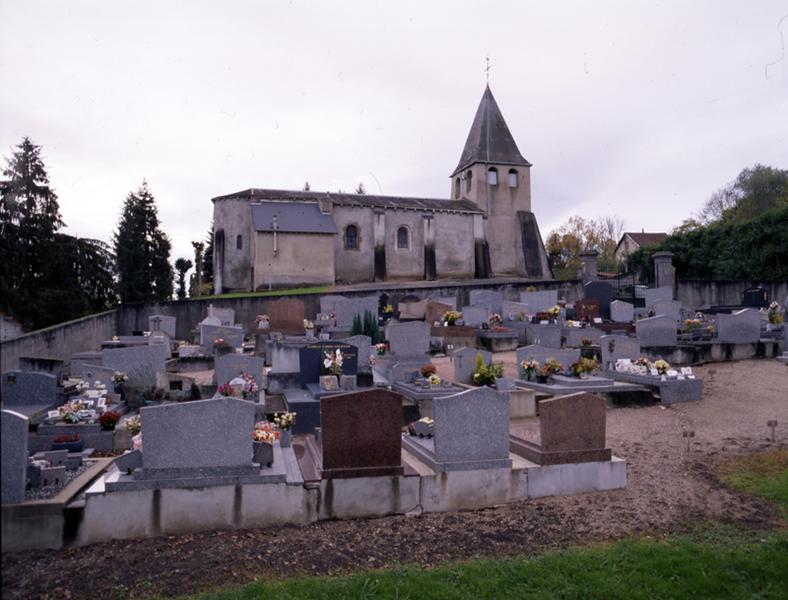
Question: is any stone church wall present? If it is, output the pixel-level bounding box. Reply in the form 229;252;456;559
213;198;253;292
333;206;375;283
253;232;335;290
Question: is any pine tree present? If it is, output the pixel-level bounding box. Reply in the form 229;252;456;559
202;225;214;288
189;241;204;297
303;181;311;191
175;258;193;300
114;181;174;303
0;137;65;327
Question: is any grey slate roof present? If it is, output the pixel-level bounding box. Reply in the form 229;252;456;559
215;189;483;215
251;201;338;234
451;85;531;177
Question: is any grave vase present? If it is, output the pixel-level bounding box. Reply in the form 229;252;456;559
252;441;274;468
535;374;548;384
305;328;315;337
114;382;126;401
280;430;292;448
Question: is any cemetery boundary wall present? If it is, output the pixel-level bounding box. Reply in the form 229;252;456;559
676;279;788;311
116;278;584;340
0;310;118;372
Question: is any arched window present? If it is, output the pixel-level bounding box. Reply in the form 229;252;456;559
396;226;409;250
508;168;518;188
344;224;359;250
465;170;472;193
487;167;498;185
236;234;243;249
454;177;461;198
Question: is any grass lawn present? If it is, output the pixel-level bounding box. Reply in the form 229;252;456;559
720;448;788;518
194;286;329;300
177;526;788;600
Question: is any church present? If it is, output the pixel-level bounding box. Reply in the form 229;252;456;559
211;86;552;294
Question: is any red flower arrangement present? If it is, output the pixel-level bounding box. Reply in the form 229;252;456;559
99;411;122;429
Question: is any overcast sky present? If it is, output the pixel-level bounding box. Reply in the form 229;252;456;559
1;1;787;267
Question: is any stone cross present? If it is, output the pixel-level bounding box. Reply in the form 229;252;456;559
767;420;777;442
682;430;695;453
151;316;162;331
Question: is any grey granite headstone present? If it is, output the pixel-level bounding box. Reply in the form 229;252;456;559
269;341;302;373
199;323;245;350
1;409;28;504
214;354;264;387
402;387;511;472
113;449;143;475
652;299;683;323
469;290;503;315
207;305;235;326
70;351;104;379
340;335;373;374
387;321;430;356
320;295;378;328
600;335;641;369
644;286;673;308
200;315;221;327
1;370;57;406
81;364;118;388
427;295;457;310
525;323;562;348
460;305;489;327
562;327;602;348
502;300;531;321
636;315;677;347
148;314;176;338
519;290;558;313
716;308;761;343
141;396;254;472
516;344;580;373
610;300;634;323
102;344;167;388
452;347;493;385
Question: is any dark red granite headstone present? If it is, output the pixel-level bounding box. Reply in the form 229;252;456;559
575;299;600;321
425;301;453;325
320;389;404;479
266;298;306;335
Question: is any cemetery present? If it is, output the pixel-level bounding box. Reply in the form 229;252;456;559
4;260;785;557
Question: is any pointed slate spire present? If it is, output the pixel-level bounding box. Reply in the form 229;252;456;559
451;86;531;177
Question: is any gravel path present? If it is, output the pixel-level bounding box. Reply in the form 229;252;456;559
2;359;786;600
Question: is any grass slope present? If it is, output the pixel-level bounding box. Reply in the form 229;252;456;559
720;449;788;518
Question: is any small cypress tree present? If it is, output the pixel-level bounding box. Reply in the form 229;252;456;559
350;313;363;336
362;309;380;343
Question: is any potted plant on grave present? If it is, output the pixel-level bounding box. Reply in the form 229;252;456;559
488;313;503;327
442;310;462;327
252;421;279;466
321;348;344;389
112;371;128;399
213;338;233;356
470;353;504;388
536;358;563;383
99;410;122;431
303;319;315;337
255;314;270;330
570;357;600;379
273;412;296;447
767;302;784;330
520;359;539;381
427;374;442;387
547;305;561;323
654;359;670;376
420;364;437;378
375;342;388;356
52;434;84;453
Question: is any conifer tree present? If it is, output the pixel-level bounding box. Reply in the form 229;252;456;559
114;181;174;303
175;257;193;300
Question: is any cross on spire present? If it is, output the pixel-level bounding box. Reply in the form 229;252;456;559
485;55;491;85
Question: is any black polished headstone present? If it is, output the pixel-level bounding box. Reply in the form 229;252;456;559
583;281;615;319
298;341;358;387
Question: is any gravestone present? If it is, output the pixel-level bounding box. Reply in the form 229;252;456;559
320;295;378;328
742;286;769;307
200;315;221;327
70;351;104;379
563;327;602;348
340;335;372;374
610;300;634;323
575;299;600;321
199;323;245;350
1;409;28;504
644;286;673;308
149;330;172;359
398;298;427;320
600;335;641;368
460;305;489;327
525;323;562;348
583;281;615;319
516;344;580;373
214;354;265;387
102;344;167;388
452;347;493;384
502;300;531;321
511;392;611;465
469;289;503;315
266;298;306;335
652;299;683;322
140;396;254;474
402;387;511;472
425;301;453;325
18;357;65;381
298;341;358;387
519;290;558;313
716;308;761;343
320;389;404;478
207;305;235;326
1;371;58;406
427;295;457;310
81;364;117;388
148;315;176;339
387;321;430;356
636;315;677;347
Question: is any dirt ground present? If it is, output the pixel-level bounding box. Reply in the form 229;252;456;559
2;359;787;600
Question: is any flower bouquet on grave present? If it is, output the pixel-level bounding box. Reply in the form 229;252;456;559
537;358;563;383
570;357;599;379
547;305;561;321
123;415;141;434
768;302;784;325
427;374;442;386
217;383;233;397
75;381;89;394
420;364;437;378
443;310;462;326
99;410;121;431
252;421;279;466
255;315;270;330
488;313;503;327
240;373;258;399
520;359;539;381
654;359;670;376
273;412;296;447
470;354;504;387
375;342;389;355
321;348;344;389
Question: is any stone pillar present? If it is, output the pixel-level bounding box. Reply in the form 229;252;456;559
213;229;224;295
473;214;490;278
373;210;386;281
579;251;598;284
423;214;436;281
653;251;675;290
